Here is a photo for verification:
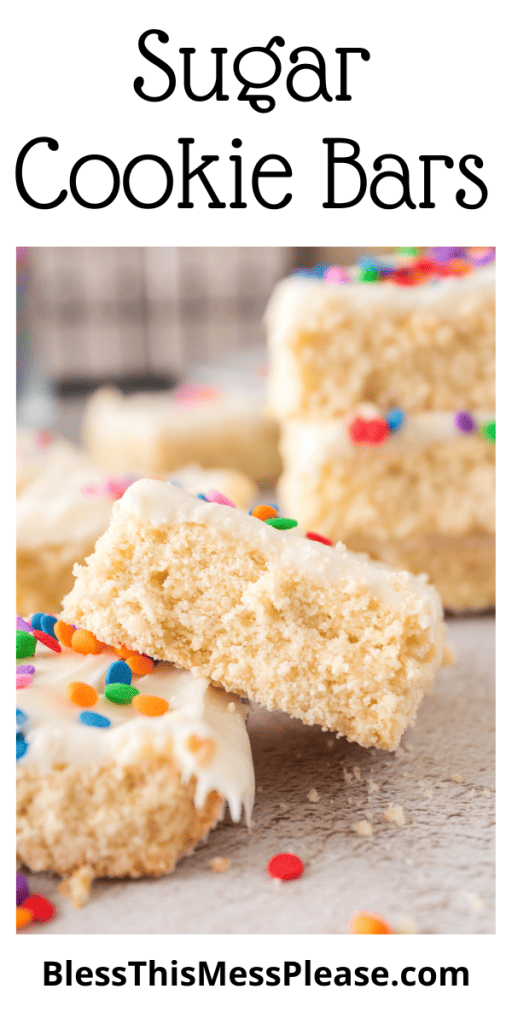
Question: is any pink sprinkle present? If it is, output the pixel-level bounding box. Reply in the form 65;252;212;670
204;489;236;508
16;675;33;689
173;383;219;406
324;266;350;284
103;477;133;501
80;484;100;496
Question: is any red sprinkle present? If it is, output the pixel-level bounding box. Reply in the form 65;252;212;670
348;416;389;446
32;630;61;653
267;853;304;881
20;894;56;923
306;532;333;546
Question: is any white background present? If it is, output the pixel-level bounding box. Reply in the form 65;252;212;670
4;0;509;1020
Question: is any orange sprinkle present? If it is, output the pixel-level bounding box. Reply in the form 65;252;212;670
187;734;217;766
115;644;138;659
66;681;98;708
71;629;106;656
132;694;169;717
16;906;34;930
126;654;154;676
54;620;75;648
448;258;472;276
349;911;393;935
250;504;279;521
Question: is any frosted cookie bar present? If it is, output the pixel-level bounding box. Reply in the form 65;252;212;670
63;481;446;751
279;407;496;611
16;618;254;894
17;460;257;618
83;384;281;484
16;429;86;495
266;251;495;419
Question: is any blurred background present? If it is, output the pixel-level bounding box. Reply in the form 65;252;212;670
17;246;386;437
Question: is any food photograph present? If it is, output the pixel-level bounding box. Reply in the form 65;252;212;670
15;246;495;934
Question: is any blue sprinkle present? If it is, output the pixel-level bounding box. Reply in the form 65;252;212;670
40;614;58;638
16;709;28;731
292;268;315;278
358;256;381;271
196;493;207;501
30;613;45;631
16;734;28;760
311;263;329;278
105;660;132;686
168;478;182;488
386;408;405;432
79;711;111;729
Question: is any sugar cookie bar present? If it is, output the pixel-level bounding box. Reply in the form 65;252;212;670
278;408;496;611
17;459;257;618
63;481;445;751
16;620;254;891
266;255;495;419
83;385;281;484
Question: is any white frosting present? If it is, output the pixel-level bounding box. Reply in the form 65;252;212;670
16;647;254;823
116;479;442;629
283;407;496;472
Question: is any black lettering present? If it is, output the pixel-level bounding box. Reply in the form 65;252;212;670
181;966;196;986
111;967;126;986
440;966;469;987
457;155;487;209
134;29;175;101
149;961;167;986
123;155;173;208
371;967;388;986
314;967;332;986
354;966;369;986
229;138;247;208
334;967;351;986
287;47;332;102
229;967;246;986
95;967;110;986
370;154;416;209
284;962;301;985
252;154;292;209
419;155;454;208
16;137;67;209
180;48;228;101
128;961;147;986
322;137;366;208
177;138;225;208
234;36;284;112
418;967;436;986
76;967;92;986
249;967;264;986
44;962;62;986
265;966;281;986
199;960;225;986
69;154;120;209
401;967;416;986
335;48;371;100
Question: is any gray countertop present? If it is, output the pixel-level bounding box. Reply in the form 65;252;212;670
22;616;495;935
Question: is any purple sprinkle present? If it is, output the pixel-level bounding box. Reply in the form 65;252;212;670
469;248;495;267
16;616;33;633
16;872;29;906
429;247;466;263
454;410;476;434
17;664;35;675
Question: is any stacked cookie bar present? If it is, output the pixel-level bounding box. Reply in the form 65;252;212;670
267;249;496;610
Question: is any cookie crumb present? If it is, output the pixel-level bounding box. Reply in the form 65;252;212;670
452;773;464;783
466;789;476;799
352;766;361;780
59;865;95;908
367;780;380;794
397;915;418;934
210;857;231;874
384;803;406;827
352;820;372;837
463;892;484;911
308;788;320;803
441;643;456;667
227;702;237;713
424;788;434;799
482;788;491;797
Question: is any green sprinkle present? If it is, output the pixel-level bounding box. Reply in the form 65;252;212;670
355;266;379;283
16;630;36;659
394;247;420;257
481;419;496;445
104;683;140;705
266;517;299;531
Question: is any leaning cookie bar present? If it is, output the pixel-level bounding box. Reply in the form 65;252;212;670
63;480;445;751
16;623;254;888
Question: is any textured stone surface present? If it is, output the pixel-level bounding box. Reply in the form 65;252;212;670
20;616;494;934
